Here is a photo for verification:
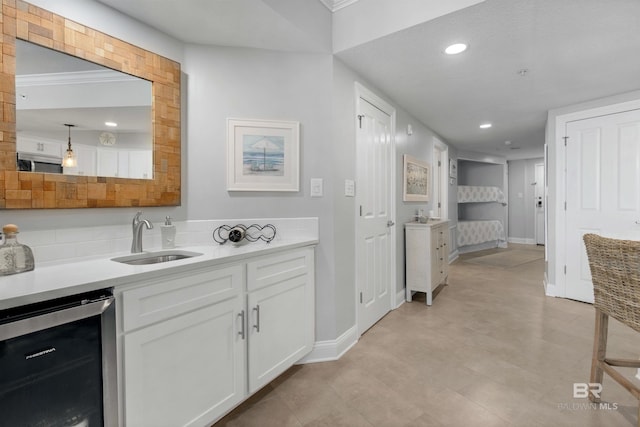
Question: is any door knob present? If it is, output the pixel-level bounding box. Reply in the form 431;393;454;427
387;220;395;227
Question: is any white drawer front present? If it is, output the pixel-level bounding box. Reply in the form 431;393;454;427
122;264;243;332
247;247;313;292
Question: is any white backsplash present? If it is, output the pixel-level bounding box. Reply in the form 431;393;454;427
15;218;318;266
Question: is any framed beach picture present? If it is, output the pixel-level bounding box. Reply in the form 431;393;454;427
227;118;300;191
449;158;458;179
403;154;430;202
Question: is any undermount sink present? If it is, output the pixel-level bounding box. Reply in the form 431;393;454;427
111;250;203;265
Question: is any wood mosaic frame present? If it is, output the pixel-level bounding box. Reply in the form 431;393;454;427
0;0;181;208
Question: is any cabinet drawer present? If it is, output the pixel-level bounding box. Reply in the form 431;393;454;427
122;264;243;332
247;247;313;292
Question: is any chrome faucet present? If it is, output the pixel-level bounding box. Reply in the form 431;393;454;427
131;211;153;253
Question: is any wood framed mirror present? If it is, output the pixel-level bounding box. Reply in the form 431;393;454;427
0;0;181;208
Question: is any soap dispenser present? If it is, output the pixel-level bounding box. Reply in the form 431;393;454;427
161;216;176;249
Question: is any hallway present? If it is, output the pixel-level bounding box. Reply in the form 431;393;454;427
216;244;640;426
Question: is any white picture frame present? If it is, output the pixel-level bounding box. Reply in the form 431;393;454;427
449;158;458;179
403;154;430;202
227;118;300;191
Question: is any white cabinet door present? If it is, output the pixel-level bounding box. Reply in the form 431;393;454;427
117;151;129;178
128;150;153;179
122;265;246;427
63;145;96;176
124;298;245;427
97;149;119;177
17;139;62;157
246;248;314;393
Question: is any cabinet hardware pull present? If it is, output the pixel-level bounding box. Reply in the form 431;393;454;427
238;310;245;339
253;305;260;332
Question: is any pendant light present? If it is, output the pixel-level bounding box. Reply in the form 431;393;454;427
62;124;77;168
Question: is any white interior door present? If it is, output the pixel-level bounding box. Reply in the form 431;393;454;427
356;87;395;336
534;162;545;245
564;108;640;302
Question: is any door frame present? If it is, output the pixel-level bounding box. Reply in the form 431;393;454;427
354;82;397;336
534;162;545;245
551;98;640;298
432;137;449;221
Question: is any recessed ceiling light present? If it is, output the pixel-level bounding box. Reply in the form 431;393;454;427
504;140;512;145
444;43;468;55
105;121;118;127
479;123;492;129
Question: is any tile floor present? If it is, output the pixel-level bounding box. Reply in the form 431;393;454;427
215;244;640;426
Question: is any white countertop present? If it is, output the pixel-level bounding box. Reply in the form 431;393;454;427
0;237;317;310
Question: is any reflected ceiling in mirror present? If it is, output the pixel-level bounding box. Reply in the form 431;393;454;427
0;0;181;209
16;40;153;179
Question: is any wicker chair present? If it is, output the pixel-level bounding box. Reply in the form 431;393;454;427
583;233;640;416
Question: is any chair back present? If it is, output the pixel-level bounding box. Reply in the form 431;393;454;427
583;233;640;333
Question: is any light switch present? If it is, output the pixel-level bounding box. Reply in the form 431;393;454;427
311;178;323;197
345;179;355;197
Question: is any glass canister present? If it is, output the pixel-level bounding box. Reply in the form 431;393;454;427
0;224;35;275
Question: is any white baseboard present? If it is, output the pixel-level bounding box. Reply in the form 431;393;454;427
544;278;557;297
396;290;406;308
449;250;459;263
296;325;358;364
458;240;502;254
508;237;537;245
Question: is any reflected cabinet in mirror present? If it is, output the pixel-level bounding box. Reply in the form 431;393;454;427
16;40;154;180
0;0;181;208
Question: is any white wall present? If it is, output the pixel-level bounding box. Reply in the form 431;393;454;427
182;44;338;341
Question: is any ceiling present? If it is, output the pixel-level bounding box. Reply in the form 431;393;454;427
95;0;640;160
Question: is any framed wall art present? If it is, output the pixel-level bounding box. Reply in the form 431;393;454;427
227;118;300;191
449;158;458;179
403;154;430;202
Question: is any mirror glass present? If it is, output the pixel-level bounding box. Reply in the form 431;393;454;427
15;39;153;179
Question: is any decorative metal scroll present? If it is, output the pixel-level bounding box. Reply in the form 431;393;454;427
212;223;277;245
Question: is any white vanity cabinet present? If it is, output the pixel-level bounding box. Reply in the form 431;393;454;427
405;220;450;305
120;264;246;427
118;245;315;427
246;247;315;393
